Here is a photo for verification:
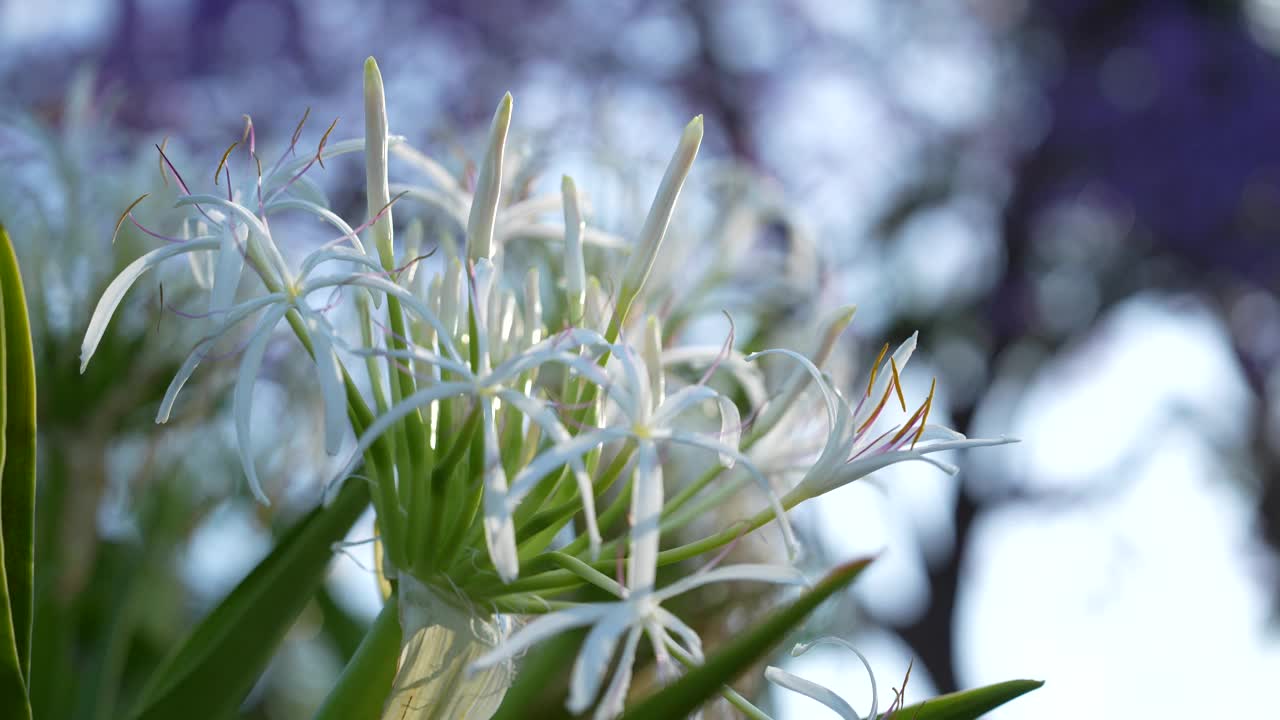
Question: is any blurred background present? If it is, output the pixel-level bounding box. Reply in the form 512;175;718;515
2;0;1279;717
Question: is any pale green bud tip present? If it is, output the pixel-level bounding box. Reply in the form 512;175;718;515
363;56;382;87
561;174;575;194
495;92;513;130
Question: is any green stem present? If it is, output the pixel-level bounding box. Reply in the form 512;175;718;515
313;594;402;720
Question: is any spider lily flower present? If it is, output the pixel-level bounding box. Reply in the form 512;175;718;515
746;337;1015;508
471;560;809;719
334;264;612;581
82;135;455;504
765;637;879;720
500;338;798;590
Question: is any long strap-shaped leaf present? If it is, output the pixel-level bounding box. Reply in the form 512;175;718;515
130;479;370;720
879;679;1044;720
0;225;35;720
619;558;873;720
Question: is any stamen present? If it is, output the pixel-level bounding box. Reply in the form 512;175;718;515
866;342;889;397
315;117;339;169
290;107;311;152
156;143;192;196
856;378;896;435
910;378;936;450
240;114;256;155
696;310;735;387
113;193;150;244
214;141;239;185
157;136;169;187
889;357;907;411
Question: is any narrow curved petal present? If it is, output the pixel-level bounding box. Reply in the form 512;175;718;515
792;435;1017;503
209;222;246;313
569;607;634;713
81;236;220;372
496;388;602;555
481;398;520;582
234;303;290;505
469;604;611;672
655;563;808;603
764;667;861;720
303;309;347;455
266;197;368;256
304;272;462;361
157;293;288;423
628;441;664;594
337;381;474;479
506;427;628;504
176;195;292;285
593;626;643;720
662;430;797;556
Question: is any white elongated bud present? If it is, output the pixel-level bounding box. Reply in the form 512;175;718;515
610;115;703;337
561;175;586;314
364;57;394;268
467;93;513;263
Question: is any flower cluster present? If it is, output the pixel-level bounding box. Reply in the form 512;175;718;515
81;58;1012;718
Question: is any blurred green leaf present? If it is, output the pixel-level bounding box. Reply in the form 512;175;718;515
129;479;370;720
0;224;36;720
620;558;873;720
881;679;1043;720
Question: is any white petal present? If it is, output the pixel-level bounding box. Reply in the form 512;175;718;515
745;347;841;435
265;135;405;191
234;304;290;505
655;563;807;603
281;173;329;208
506;428;627;504
793;435;1017;503
304;273;462;361
303;310;347;455
628;442;664;593
336;382;474;481
469;604;610;672
266;197;368;256
569;607;634;713
481;398;520;582
157;293;288;423
209;222;246;314
176;195;292;286
496;389;601;555
764;667;861;720
81;237;220;372
297;248;383;279
593;626;644;720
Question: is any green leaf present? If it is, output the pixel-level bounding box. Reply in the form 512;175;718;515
129;479;370;720
0;224;36;720
620;557;873;720
880;679;1044;720
313;592;401;720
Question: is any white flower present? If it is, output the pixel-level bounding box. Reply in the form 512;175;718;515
472;558;808;719
746;335;1015;508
